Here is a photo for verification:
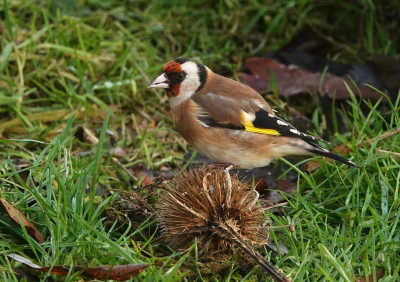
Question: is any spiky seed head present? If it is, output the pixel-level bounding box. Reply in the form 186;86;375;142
158;167;269;255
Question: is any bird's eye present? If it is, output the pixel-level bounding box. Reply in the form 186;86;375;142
177;72;185;80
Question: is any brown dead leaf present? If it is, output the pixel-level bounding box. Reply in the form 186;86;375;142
253;178;269;195
133;166;155;186
266;180;297;204
304;127;400;171
9;168;39;192
140;176;154;187
110;147;127;157
11;170;30;186
38;264;149;280
7;254;148;281
137;121;156;134
0;198;44;244
267;241;290;256
238;58;382;100
277;179;297;193
356;268;384;282
302;160;322;172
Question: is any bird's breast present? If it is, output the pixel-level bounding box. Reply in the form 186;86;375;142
171;100;202;144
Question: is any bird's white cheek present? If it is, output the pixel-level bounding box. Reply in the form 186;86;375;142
169;76;200;107
180;77;200;96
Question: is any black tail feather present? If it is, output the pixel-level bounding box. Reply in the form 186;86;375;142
306;147;358;168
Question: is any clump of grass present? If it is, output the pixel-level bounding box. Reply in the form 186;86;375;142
276;92;400;281
0;114;180;281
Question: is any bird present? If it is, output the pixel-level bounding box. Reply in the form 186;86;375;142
148;58;357;169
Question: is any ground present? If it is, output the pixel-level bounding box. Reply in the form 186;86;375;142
0;0;400;281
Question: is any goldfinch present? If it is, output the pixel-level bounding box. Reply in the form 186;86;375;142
148;58;357;169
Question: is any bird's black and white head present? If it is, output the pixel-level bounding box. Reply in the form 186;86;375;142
148;58;208;106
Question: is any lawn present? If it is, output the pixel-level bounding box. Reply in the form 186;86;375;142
1;0;400;281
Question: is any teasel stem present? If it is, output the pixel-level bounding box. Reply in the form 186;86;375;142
215;220;291;282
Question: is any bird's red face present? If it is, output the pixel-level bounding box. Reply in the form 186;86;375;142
148;58;207;100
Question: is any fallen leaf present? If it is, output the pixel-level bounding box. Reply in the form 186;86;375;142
9;168;38;193
110;147;126;157
0;199;44;244
266;180;297;204
238;58;382;100
39;264;149;280
277;179;297;193
253;178;269;195
267;241;290;256
132;166;155;186
7;254;148;281
11;170;31;186
137;121;156;134
302;159;323;172
265;50;384;91
7;254;41;268
356;268;384;282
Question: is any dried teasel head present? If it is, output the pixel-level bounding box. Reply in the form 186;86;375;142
158;166;269;254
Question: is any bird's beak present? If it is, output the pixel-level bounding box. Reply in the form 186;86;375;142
148;73;169;89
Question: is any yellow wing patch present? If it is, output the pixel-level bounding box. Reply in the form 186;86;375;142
240;110;281;136
244;126;280;136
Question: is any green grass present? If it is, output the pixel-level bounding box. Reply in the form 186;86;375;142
1;0;400;281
